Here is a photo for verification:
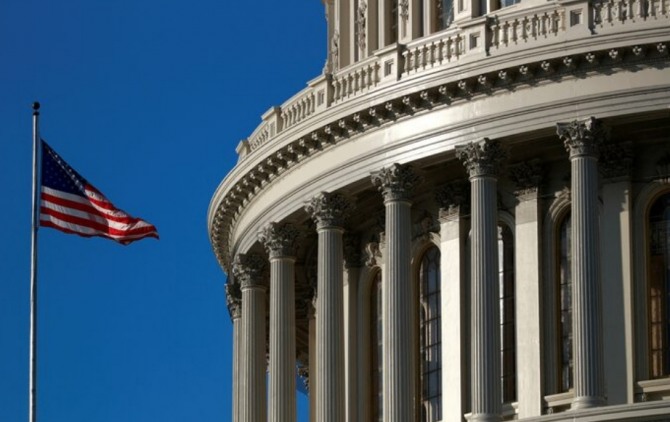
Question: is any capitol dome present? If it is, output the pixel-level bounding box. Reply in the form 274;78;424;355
208;0;670;420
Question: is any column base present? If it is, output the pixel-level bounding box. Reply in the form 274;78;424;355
469;413;502;422
571;395;606;410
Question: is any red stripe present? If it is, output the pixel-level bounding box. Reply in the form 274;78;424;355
41;192;140;224
40;219;158;245
40;207;158;237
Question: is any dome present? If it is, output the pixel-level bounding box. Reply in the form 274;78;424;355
209;1;670;420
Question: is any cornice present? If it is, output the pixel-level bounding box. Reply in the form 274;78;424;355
208;40;670;274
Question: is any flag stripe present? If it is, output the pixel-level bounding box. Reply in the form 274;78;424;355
40;207;157;237
41;189;140;225
40;140;158;245
40;218;159;242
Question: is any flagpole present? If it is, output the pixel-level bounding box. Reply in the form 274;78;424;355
29;101;40;422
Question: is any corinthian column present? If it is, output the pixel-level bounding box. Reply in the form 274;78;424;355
557;117;606;410
259;223;301;422
371;163;423;422
233;253;268;422
305;192;354;422
225;282;242;422
456;139;507;422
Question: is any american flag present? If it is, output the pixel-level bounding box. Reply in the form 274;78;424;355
40;140;159;244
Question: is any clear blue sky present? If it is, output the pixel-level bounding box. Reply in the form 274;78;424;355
0;1;324;420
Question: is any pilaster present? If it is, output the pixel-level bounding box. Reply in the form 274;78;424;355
259;222;301;422
344;234;361;422
599;143;635;404
371;163;423;422
557;117;606;410
456;138;507;422
305;192;354;422
436;181;469;422
509;160;544;418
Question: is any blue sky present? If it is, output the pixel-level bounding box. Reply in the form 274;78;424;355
0;1;324;420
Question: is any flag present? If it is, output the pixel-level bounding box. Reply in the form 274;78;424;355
39;140;159;244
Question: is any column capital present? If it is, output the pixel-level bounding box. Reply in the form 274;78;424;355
456;138;507;179
599;142;633;180
436;180;470;220
371;163;423;202
259;222;301;258
510;160;543;199
305;191;355;229
225;282;242;320
232;253;267;290
556;117;607;159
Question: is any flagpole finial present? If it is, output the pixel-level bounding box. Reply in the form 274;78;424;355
32;102;40;114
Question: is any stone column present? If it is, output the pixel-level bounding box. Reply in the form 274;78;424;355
557;117;606;410
233;253;268;422
225;282;242;422
436;182;469;422
259;222;301;422
371;163;423;422
599;143;634;405
457;139;506;422
509;161;544;418
305;192;354;422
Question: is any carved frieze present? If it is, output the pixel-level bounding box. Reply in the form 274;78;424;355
371;163;423;202
305;192;355;229
556;117;606;159
509;159;543;198
456;138;507;178
258;222;301;258
364;240;382;268
599;142;633;180
655;151;670;182
413;210;439;241
436;181;469;219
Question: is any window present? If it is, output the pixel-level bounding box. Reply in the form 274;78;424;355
649;192;670;378
371;271;383;421
436;0;454;30
558;214;573;392
419;246;442;421
498;224;516;402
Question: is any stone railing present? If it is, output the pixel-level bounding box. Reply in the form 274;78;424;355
237;0;667;158
592;0;669;28
489;5;566;51
402;26;467;74
331;55;381;104
281;88;317;130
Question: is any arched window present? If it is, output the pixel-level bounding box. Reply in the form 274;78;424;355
558;213;573;392
498;224;516;403
649;192;670;378
419;246;442;421
371;271;383;421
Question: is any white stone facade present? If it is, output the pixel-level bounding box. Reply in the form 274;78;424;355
210;0;670;420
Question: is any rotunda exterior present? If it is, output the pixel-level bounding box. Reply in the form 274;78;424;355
208;0;670;420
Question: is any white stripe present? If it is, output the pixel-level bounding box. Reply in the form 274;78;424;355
42;186;90;206
40;214;155;240
42;185;153;229
40;201;153;232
